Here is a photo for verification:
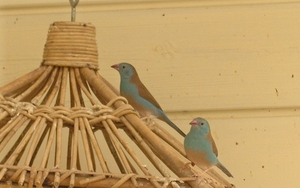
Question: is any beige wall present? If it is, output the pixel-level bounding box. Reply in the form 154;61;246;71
1;1;300;187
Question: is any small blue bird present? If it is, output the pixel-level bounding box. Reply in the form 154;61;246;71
184;117;233;178
111;62;186;137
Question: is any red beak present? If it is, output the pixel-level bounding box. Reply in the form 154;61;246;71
111;64;119;70
189;119;197;126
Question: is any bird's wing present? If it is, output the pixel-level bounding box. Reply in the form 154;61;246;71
207;132;218;157
131;75;163;110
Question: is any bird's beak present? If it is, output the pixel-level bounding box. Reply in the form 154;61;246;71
189;120;197;126
111;64;119;70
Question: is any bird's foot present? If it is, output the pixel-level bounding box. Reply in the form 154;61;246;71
193;168;211;180
141;117;152;124
192;172;205;180
141;117;156;130
180;162;195;173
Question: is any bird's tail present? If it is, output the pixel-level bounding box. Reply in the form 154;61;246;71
158;111;186;137
216;163;234;178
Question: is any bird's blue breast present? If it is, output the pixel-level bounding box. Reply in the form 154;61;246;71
120;81;160;117
184;133;209;152
184;129;218;164
120;80;139;97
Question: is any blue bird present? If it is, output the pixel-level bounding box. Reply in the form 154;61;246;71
184;117;233;178
111;62;186;137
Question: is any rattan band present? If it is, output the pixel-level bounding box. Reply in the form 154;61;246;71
42;21;99;69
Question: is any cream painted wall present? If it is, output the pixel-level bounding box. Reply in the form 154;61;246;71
1;1;300;187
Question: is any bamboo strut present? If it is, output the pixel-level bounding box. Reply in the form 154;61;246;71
31;67;58;105
70;118;79;188
0;97;36;126
79;117;94;172
87;131;96;171
27;70;63;183
119;116;171;177
146;120;185;156
34;119;57;185
31;123;50;165
27;166;37;188
74;68;98;105
54;118;63;187
101;120;144;187
83;118;109;172
54;67;67;187
0;116;28;166
102;129;125;173
56;67;69;107
8;122;32;167
0;111;9;125
67;125;73;170
18;117;47;185
72;68;95;174
69;67;81;188
102;120;132;173
122;125;175;188
0;114;25;142
125;117;183;174
0;66;47;96
106;119;163;188
70;68;81;107
15;66;54;103
0;115;28;153
0;117;43;180
36;168;49;188
107;119;151;176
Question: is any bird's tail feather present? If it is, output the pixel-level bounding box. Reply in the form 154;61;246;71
158;112;186;137
216;163;234;178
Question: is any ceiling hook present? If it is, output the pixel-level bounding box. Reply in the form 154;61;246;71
69;0;79;22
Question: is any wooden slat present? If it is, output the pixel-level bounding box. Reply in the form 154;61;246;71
1;2;300;113
1;0;300;15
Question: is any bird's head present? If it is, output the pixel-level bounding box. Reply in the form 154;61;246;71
111;62;136;80
189;117;210;134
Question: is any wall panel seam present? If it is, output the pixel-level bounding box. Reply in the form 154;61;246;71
1;0;300;15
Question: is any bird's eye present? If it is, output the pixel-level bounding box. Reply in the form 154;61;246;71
122;66;125;69
200;123;204;125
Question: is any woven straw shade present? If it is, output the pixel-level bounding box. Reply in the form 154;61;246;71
0;21;234;188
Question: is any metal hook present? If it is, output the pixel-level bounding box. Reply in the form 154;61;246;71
69;0;79;22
